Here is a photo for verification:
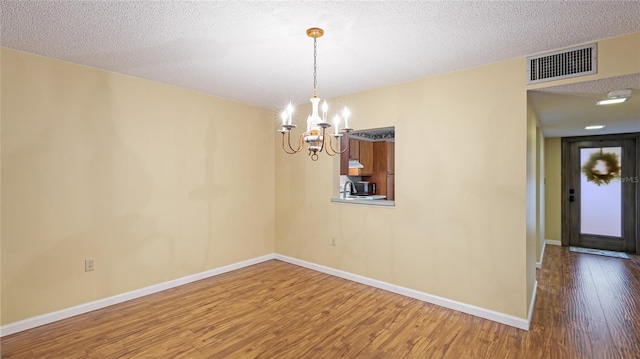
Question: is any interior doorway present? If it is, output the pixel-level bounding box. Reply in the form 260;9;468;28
561;133;639;253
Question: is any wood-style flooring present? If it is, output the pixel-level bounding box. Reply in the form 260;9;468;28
2;245;640;358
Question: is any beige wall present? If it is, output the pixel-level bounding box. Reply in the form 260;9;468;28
528;102;546;264
0;50;3;327
536;127;546;260
1;49;275;324
544;138;562;242
525;98;538;311
528;114;546;298
276;58;531;319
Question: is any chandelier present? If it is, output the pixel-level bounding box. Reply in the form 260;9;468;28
278;27;352;161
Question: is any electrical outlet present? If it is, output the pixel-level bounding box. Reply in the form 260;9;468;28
331;237;336;246
85;259;95;272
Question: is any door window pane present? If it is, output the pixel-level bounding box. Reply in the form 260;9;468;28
580;147;622;237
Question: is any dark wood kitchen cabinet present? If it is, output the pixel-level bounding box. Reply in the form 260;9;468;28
371;141;395;200
386;174;395;201
349;138;360;161
358;141;373;175
340;136;349;175
374;141;394;174
386;141;394;175
342;139;373;176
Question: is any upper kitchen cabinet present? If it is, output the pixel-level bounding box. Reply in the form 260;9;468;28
340;127;394;180
340;136;349;175
386;141;394;174
372;140;395;200
349;138;360;161
374;141;394;175
343;138;373;176
359;141;374;175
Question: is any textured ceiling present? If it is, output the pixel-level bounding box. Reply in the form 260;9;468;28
2;1;640;117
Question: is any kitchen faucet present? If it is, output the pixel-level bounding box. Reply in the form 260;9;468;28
343;180;356;198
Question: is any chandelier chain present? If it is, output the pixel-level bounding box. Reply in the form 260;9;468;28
313;37;318;94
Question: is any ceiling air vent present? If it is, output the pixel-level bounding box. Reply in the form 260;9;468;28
527;43;597;84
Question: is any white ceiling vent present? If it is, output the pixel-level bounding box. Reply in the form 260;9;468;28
527;43;597;84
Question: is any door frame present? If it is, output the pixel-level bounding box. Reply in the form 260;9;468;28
561;132;640;253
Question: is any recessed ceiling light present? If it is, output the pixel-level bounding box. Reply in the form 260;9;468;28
595;98;627;105
595;89;631;105
585;125;605;130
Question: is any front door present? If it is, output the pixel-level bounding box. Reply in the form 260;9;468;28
562;134;638;253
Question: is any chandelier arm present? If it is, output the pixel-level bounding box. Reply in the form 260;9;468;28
324;136;337;156
336;135;351;155
326;134;340;156
293;132;306;153
335;139;350;154
317;126;328;154
282;130;304;154
323;132;351;156
333;132;351;155
325;136;336;156
281;132;297;154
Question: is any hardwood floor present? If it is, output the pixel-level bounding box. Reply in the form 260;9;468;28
2;245;640;358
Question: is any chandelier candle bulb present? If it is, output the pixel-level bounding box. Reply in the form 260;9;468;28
287;103;294;125
343;108;350;128
322;101;328;123
334;115;340;135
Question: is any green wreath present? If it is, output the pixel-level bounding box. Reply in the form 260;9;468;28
581;150;621;186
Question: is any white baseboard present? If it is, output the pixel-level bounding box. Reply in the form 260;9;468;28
1;254;275;337
545;239;562;246
536;240;547;269
274;254;530;330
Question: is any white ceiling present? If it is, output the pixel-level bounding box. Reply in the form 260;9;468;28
2;1;640;136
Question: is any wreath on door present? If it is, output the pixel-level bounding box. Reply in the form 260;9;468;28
581;149;621;186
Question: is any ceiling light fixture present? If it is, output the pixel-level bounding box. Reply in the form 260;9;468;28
596;98;627;105
595;89;631;106
278;28;352;161
585;125;606;130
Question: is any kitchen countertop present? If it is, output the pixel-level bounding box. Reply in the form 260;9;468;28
331;197;395;207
